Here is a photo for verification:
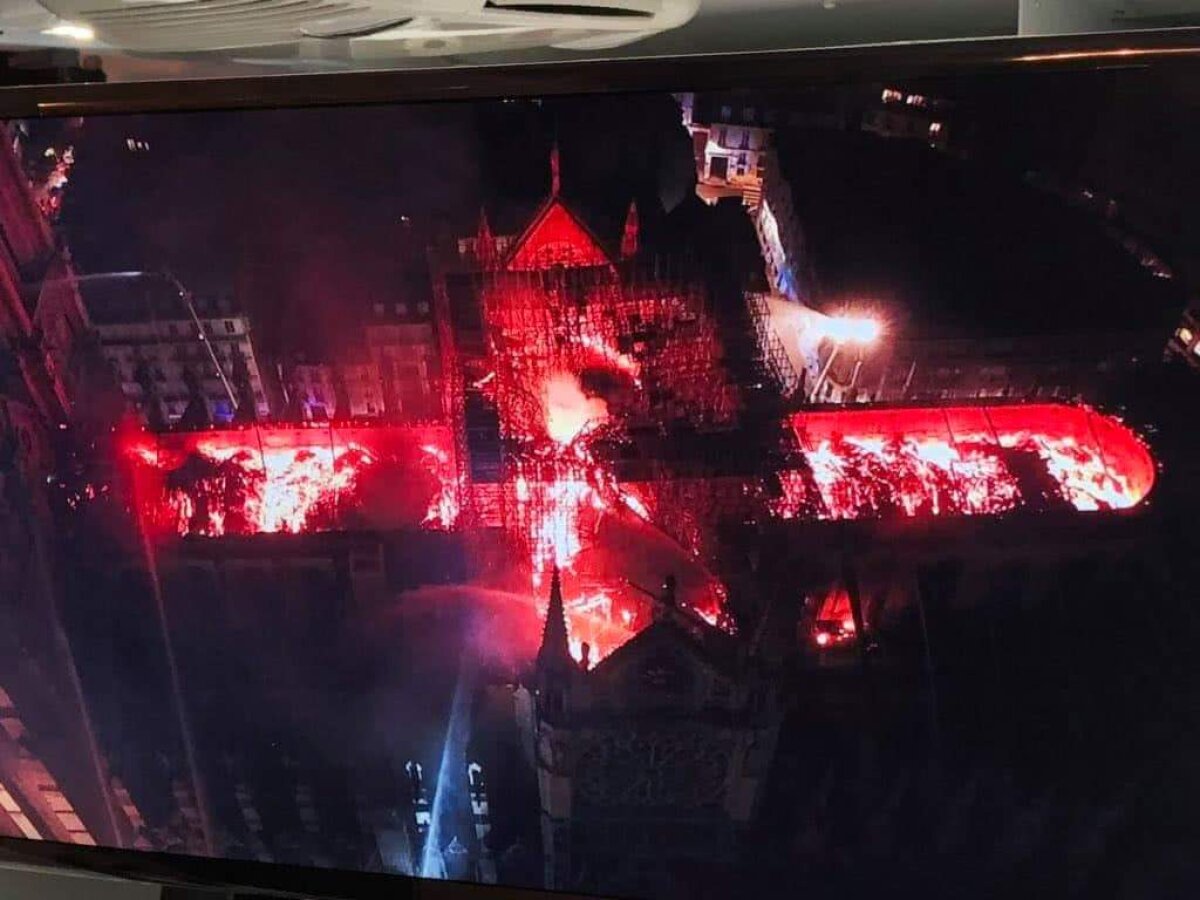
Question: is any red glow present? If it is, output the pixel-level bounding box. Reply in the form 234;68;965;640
778;404;1154;521
543;372;609;445
812;588;857;648
480;200;740;663
125;424;458;538
506;201;612;271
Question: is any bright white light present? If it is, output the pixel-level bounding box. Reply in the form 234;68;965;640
42;22;95;41
821;315;882;345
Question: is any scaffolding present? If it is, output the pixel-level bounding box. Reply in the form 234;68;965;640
468;257;750;570
478;261;742;436
746;291;802;397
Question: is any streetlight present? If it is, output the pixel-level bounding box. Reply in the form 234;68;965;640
41;270;239;412
808;315;881;403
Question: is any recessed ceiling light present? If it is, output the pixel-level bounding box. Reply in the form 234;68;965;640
41;22;95;41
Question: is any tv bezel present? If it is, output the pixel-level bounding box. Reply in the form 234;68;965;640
1;26;1198;900
0;28;1198;118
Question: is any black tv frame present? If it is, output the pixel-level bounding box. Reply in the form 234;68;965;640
0;28;1198;118
1;25;1198;899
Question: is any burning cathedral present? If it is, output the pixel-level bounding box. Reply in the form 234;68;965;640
108;143;1163;884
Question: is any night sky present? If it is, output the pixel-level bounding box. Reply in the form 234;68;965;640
54;70;1193;356
59;93;693;358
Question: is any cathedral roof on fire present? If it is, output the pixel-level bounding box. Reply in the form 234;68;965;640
475;143;673;275
506;197;614;272
591;609;743;682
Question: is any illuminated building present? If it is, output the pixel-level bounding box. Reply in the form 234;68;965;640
755;123;1188;406
288;360;387;421
123;423;460;538
0;124;136;850
288;360;339;420
676;91;773;208
776;403;1155;521
364;257;440;421
121;145;1166;668
1169;307;1200;368
862;85;954;150
87;135;1179;891
82;284;271;426
530;568;781;895
428;145;744;662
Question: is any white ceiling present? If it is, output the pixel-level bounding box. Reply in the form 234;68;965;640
3;0;1200;83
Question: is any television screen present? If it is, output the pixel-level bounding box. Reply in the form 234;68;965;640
1;62;1199;898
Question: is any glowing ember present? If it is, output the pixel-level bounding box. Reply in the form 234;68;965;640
420;443;461;530
563;590;624;666
126;425;458;538
812;588;857;648
515;441;617;591
778;404;1154;521
543;372;609;445
157;441;373;537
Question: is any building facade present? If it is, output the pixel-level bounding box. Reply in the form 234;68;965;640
530;570;780;896
365;313;439;421
85;288;271;426
1170;307;1200;369
861;85;954;151
0;122;138;851
677;92;773;208
288;360;391;421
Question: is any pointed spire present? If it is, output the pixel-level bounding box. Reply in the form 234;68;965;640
550;141;561;198
537;566;572;672
476;206;497;267
621;199;639;259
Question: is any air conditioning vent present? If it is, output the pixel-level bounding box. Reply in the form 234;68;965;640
484;1;652;17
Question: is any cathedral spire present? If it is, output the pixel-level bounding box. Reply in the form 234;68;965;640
476;206;497;267
550;141;561;198
537;566;573;673
620;199;639;259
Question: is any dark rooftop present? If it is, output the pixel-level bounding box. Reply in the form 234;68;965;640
80;277;239;327
774;128;1187;341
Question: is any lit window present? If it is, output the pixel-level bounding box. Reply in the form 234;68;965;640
373;303;384;315
906;94;927;107
929;121;943;136
881;88;903;103
417;301;430;315
1193;343;1200;358
395;303;408;315
720;105;732;119
1177;326;1194;344
0;782;41;840
44;791;74;813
